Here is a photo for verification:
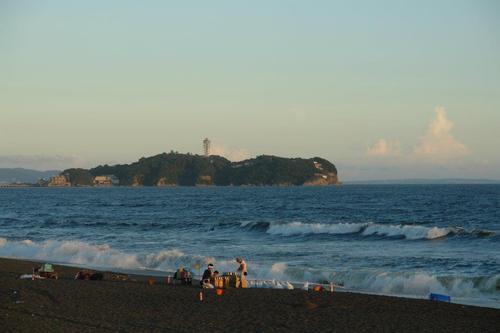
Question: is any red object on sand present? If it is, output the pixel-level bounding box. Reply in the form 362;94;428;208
216;288;223;296
148;278;156;285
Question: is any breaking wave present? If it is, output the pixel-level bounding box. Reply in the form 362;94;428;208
0;237;212;272
268;222;370;236
247;261;500;307
334;270;500;300
241;221;495;240
361;224;451;240
0;237;293;280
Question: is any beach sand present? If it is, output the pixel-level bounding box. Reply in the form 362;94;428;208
0;257;499;332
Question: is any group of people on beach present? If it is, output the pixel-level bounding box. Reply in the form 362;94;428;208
200;257;247;288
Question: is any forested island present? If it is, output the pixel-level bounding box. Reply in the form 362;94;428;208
61;153;339;187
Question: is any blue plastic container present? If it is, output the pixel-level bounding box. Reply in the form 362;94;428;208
429;293;451;303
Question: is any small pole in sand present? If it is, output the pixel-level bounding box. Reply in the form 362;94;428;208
199;291;203;301
329;282;334;292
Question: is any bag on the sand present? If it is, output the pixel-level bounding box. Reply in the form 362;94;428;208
36;263;58;279
39;263;54;273
174;267;192;285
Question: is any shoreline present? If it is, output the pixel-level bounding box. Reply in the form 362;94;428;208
3;255;498;310
0;184;341;188
1;257;499;332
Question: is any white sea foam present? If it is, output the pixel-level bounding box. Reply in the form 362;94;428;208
0;238;312;282
247;261;500;304
251;261;500;303
336;270;500;299
0;238;211;272
361;224;451;240
249;279;294;289
266;222;370;236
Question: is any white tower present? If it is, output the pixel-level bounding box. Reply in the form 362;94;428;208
203;138;211;157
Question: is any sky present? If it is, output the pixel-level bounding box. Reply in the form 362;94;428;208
1;0;499;180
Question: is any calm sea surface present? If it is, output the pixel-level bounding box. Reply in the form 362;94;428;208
1;185;499;307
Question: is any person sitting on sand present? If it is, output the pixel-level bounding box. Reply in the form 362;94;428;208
75;269;104;281
201;263;215;288
173;267;183;280
174;267;192;285
211;270;220;286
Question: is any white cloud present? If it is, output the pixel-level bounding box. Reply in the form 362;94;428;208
367;138;401;157
0;154;84;171
412;107;468;163
210;144;250;162
365;107;468;165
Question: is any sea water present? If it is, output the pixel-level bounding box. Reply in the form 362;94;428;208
0;185;499;308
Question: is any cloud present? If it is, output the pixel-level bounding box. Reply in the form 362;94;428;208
412;107;468;163
367;139;401;157
210;144;250;162
366;107;468;165
0;154;84;171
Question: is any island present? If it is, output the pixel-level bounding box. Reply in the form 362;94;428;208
58;152;339;187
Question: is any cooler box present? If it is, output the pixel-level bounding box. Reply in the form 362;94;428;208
429;293;451;303
222;273;237;287
214;277;224;288
235;276;248;288
230;275;237;287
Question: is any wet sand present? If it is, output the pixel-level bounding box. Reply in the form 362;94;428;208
0;257;499;332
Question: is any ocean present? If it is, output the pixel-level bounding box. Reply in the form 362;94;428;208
1;185;499;308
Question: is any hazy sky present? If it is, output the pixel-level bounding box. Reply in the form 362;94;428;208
1;0;499;180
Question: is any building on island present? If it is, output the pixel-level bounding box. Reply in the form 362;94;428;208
313;161;324;170
93;175;119;186
203;138;211;157
48;175;71;187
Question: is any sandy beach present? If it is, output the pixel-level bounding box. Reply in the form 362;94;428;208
0;257;499;332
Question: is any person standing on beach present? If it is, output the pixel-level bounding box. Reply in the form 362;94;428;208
236;257;248;288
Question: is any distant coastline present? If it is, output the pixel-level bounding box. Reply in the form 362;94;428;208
0;168;59;186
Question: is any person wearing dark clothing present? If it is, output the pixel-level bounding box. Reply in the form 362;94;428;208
200;263;215;288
